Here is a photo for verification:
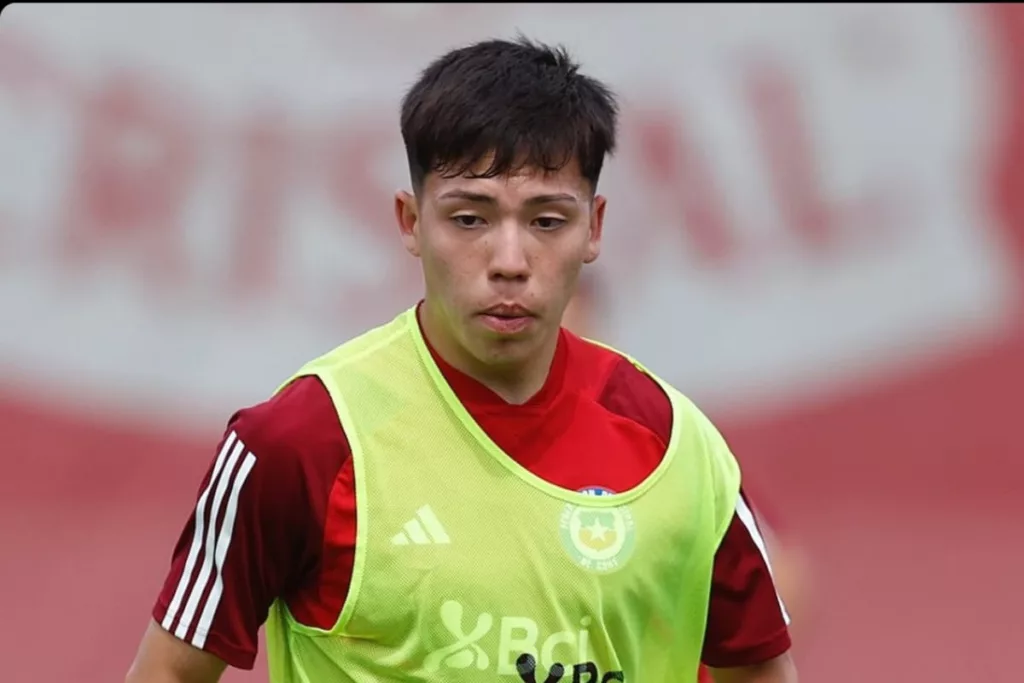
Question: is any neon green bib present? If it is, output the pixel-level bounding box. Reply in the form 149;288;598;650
265;306;740;682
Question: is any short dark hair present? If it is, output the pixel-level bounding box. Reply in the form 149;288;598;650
400;35;619;193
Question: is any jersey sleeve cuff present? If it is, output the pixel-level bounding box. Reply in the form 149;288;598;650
150;602;258;670
701;627;792;669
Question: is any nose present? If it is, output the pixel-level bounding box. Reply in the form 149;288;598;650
487;222;531;282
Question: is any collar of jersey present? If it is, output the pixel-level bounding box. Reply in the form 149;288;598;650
415;301;568;413
402;305;682;508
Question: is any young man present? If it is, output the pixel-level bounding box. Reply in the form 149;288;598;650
126;37;797;683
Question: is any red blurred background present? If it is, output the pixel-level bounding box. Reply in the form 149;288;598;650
1;4;1022;682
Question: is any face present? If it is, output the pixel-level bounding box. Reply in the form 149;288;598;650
395;160;606;368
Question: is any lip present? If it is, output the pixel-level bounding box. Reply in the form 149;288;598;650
477;304;536;335
481;303;535;318
479;314;534;335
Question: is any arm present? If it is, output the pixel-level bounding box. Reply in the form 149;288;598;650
126;619;227;683
705;525;807;683
125;423;284;682
700;490;798;683
757;522;813;640
707;652;798;683
125;377;346;682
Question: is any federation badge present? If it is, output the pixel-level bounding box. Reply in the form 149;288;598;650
559;487;636;574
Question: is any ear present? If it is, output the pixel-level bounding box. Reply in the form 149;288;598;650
394;190;421;257
584;194;606;264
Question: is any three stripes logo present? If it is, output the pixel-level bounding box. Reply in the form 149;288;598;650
391;504;450;546
160;430;257;649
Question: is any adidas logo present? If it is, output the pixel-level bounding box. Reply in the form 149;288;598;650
391;504;451;546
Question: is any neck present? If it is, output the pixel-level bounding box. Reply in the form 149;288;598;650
418;299;559;405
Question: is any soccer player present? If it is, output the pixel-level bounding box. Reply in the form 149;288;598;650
126;37;797;683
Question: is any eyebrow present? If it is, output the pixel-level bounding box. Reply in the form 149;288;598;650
436;190;579;206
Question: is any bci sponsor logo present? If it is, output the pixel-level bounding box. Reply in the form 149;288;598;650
423;600;625;681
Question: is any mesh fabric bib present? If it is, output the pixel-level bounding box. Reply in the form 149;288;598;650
265;306;740;682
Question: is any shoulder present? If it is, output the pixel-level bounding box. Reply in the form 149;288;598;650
231;375;344;451
224;375;352;498
564;332;739;499
152;378;354;667
562;331;673;445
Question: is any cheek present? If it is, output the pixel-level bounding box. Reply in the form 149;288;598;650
419;248;450;289
549;239;589;282
533;257;584;311
420;236;472;290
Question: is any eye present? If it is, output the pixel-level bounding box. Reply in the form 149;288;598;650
535;216;567;231
451;214;486;229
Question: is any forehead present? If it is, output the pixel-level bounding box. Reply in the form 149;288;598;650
424;158;590;202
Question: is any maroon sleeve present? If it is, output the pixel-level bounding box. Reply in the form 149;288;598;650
589;351;791;668
152;376;350;669
701;490;792;668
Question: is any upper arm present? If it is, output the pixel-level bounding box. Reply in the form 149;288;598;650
707;651;799;683
126;619;228;683
141;376;349;673
701;490;793;669
151;425;288;669
686;400;792;670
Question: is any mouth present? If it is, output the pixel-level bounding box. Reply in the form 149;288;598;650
481;303;535;318
477;304;536;335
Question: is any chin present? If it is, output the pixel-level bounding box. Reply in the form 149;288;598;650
471;334;537;365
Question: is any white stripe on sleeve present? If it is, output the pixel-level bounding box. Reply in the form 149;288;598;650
735;495;792;626
191;451;257;648
174;437;246;640
161;431;238;633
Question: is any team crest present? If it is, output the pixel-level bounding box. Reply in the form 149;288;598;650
559;487;636;574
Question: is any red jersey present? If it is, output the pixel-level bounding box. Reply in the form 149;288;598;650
153;320;791;673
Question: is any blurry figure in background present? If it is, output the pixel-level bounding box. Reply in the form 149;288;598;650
561;268;601;339
126;36;798;683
